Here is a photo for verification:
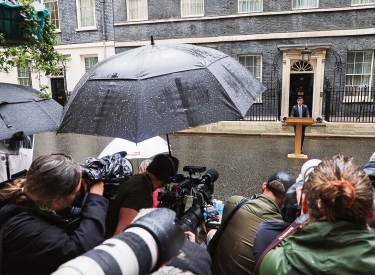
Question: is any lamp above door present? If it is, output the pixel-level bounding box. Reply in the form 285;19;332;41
301;44;313;61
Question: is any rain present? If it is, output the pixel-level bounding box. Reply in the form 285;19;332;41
34;131;374;202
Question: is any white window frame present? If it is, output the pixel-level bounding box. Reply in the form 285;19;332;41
127;0;148;21
238;0;263;13
292;0;318;10
42;0;60;30
76;0;96;30
84;56;99;72
344;51;373;103
351;0;375;5
238;54;262;103
17;66;31;86
181;0;204;18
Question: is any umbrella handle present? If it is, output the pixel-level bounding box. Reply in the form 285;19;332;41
166;134;172;156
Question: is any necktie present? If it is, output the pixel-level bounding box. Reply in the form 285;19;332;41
299;106;302;117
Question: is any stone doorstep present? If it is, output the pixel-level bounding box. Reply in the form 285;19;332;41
201;121;375;129
326;123;375;130
176;121;375;137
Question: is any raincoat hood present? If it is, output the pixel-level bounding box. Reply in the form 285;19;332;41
260;221;375;275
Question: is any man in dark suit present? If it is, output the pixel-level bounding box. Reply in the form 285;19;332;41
290;97;310;151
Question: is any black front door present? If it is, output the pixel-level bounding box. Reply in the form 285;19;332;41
289;73;313;116
51;78;66;106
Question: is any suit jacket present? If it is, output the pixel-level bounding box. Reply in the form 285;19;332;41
290;104;310;118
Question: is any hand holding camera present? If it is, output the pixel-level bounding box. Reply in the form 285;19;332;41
81;178;104;196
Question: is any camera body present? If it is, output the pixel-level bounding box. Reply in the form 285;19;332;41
81;153;133;200
61;153;133;227
157;165;218;231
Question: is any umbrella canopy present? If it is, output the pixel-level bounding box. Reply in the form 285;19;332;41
58;43;266;143
0;83;63;140
98;136;169;159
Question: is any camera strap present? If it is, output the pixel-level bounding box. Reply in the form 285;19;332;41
220;197;250;232
207;197;251;259
253;219;302;275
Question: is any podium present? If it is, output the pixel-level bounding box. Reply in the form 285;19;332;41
286;117;314;159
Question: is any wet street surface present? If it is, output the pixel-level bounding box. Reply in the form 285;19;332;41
34;132;375;201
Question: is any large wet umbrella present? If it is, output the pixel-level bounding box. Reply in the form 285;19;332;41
58;41;266;143
0;82;63;140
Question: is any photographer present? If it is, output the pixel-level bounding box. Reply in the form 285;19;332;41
106;153;179;237
212;171;296;275
258;154;375;275
253;159;321;262
0;154;108;275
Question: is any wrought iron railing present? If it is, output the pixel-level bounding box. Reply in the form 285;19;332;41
324;87;375;123
242;87;280;121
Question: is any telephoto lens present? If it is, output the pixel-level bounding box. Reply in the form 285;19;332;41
176;204;205;232
52;208;185;275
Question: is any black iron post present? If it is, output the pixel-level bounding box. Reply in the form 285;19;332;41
324;77;332;122
62;60;68;105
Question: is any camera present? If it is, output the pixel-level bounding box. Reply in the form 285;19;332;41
80;152;133;200
60;152;133;227
157;165;219;232
52;208;186;275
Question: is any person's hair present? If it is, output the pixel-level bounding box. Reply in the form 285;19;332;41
297;96;303;100
0;154;81;207
138;159;152;174
146;154;179;182
304;154;373;227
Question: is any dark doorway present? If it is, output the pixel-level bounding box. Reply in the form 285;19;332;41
51;78;66;106
289;73;313;116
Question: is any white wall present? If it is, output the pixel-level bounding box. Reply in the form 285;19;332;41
0;41;116;93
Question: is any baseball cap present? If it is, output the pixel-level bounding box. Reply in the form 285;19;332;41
301;159;322;182
266;172;296;199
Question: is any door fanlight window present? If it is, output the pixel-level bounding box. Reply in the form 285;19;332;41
291;61;313;71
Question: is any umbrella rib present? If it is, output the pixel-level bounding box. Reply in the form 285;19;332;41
0;113;12;128
33;100;61;126
205;56;229;67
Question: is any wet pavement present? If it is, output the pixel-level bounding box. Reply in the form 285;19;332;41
34;131;375;202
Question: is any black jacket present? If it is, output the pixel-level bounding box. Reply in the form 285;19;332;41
0;194;108;275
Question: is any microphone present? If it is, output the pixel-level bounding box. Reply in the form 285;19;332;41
200;168;219;185
199;168;219;197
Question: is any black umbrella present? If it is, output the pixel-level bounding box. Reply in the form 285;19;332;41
0;82;63;140
58;42;266;144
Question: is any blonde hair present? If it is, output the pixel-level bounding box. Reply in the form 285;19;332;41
304;154;373;227
0;178;27;204
138;159;152;174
